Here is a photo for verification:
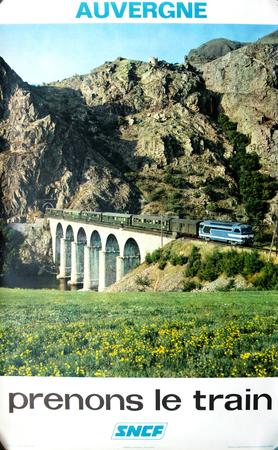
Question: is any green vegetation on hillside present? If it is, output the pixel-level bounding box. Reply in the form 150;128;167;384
145;246;188;269
1;289;278;378
192;247;278;290
185;246;267;282
145;242;278;291
218;114;277;227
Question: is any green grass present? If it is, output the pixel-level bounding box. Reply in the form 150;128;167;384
1;288;278;377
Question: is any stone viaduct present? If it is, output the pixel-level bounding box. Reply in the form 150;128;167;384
48;211;173;291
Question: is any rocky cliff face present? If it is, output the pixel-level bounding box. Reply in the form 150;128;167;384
0;57;139;218
202;44;278;174
0;31;277;222
201;42;278;218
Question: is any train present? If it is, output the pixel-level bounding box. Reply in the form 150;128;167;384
46;209;254;246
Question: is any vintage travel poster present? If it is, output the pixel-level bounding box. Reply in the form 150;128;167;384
0;0;278;449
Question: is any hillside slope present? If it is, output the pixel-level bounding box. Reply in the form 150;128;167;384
106;239;278;293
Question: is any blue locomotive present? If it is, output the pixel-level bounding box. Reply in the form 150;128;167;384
198;220;254;245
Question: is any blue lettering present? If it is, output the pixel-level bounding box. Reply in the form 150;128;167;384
142;425;153;437
152;425;164;437
94;2;109;18
113;423;166;439
127;425;142;437
159;2;175;19
76;2;93;18
129;2;142;18
76;1;208;21
195;2;207;18
111;1;127;18
177;2;193;18
115;425;128;437
142;2;157;18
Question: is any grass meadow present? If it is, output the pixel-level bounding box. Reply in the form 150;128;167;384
0;288;278;377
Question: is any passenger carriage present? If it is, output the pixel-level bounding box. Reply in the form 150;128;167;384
80;211;102;222
131;215;171;232
101;212;132;226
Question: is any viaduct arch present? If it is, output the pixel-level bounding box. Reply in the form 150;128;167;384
49;217;173;291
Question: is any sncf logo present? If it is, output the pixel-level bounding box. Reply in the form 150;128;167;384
112;423;167;440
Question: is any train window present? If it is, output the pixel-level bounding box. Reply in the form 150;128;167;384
234;228;240;233
203;226;211;233
242;227;252;235
208;227;232;232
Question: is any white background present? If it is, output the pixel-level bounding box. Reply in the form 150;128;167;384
1;377;278;450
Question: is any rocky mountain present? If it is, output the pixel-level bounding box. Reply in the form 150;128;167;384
0;30;277;223
257;29;278;44
186;38;246;66
186;30;278;66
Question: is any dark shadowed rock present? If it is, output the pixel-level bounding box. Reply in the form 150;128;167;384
186;38;247;67
257;29;278;44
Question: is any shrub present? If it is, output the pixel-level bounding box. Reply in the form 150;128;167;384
124;171;137;182
163;173;189;189
170;254;188;266
222;250;245;277
145;248;163;264
158;260;167;270
148;188;166;202
185;246;202;277
183;279;201;292
221;250;263;278
200;250;223;281
145;253;153;265
253;263;278;290
162;249;172;260
243;251;264;276
135;274;151;291
209;176;228;189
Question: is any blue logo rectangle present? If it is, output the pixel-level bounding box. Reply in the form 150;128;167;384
112;422;167;440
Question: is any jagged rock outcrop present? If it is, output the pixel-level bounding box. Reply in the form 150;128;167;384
0;30;277;222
